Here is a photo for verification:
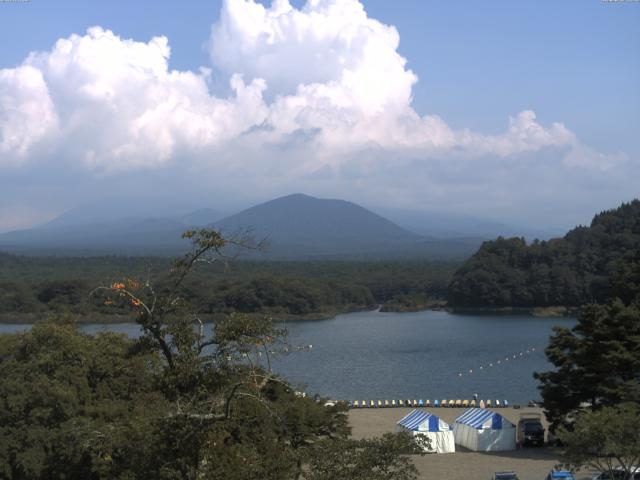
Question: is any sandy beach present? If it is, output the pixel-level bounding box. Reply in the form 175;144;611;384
348;407;596;480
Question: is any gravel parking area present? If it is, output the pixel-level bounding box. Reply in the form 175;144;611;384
348;407;595;480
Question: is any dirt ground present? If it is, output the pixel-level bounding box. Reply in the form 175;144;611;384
348;407;596;480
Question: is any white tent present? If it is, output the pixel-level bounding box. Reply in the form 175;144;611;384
453;408;516;452
396;409;455;453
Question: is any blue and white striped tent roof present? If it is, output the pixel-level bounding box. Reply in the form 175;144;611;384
398;409;450;432
454;408;514;430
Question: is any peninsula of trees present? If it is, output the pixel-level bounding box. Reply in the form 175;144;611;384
448;200;640;308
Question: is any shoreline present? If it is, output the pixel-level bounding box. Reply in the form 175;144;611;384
0;303;577;325
0;304;382;325
445;305;577;317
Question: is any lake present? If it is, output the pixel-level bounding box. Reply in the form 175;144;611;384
0;309;575;404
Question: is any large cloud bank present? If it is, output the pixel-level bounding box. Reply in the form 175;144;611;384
0;0;634;231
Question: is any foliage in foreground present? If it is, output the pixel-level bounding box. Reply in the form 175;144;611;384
0;320;165;479
557;403;640;479
0;230;425;480
306;433;426;480
535;250;640;477
534;296;640;432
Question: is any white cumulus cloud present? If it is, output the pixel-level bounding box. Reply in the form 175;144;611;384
0;0;614;173
9;26;270;172
0;65;57;162
208;0;597;163
210;0;416;114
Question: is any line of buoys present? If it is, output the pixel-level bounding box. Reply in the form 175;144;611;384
232;344;314;359
457;347;538;377
259;344;314;355
294;344;313;352
348;398;509;409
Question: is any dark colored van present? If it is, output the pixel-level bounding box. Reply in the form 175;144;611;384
517;413;545;447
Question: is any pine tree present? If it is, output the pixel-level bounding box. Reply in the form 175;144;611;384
535;297;640;431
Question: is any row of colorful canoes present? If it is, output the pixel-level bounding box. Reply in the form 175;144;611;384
349;399;509;409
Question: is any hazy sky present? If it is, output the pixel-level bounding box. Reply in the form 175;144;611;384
0;0;638;232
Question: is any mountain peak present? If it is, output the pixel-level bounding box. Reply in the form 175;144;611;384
263;193;330;205
278;193;315;200
214;194;422;257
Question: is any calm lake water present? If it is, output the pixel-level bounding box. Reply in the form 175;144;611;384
0;310;575;404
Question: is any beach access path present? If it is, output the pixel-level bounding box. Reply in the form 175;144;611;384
348;407;596;480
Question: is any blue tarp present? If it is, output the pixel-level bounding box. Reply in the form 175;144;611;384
454;408;513;430
398;410;445;432
547;472;575;479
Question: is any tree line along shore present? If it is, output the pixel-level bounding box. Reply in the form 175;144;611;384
0;255;457;323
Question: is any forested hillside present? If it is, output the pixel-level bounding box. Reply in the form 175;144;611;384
448;200;640;307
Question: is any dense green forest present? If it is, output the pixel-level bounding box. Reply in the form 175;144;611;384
448;200;640;308
0;254;457;322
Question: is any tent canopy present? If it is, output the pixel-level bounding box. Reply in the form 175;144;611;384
398;410;450;432
453;408;516;452
397;409;455;453
455;408;513;430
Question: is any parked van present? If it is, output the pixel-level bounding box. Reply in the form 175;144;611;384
517;413;545;447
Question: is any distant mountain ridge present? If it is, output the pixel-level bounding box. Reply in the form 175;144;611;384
0;194;482;259
0;207;225;256
373;207;561;240
0;218;189;256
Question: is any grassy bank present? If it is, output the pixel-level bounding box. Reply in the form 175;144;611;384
446;305;577;317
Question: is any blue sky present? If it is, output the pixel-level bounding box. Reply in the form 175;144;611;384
0;0;638;231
